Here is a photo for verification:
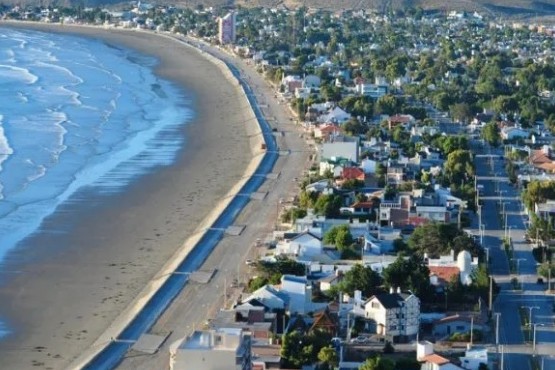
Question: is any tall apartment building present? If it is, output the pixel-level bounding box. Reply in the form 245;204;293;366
218;12;236;44
170;328;252;370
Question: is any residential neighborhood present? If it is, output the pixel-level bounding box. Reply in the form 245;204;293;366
5;2;555;369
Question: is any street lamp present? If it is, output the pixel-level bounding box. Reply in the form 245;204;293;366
512;258;525;276
522;305;540;328
480;224;485;246
533;323;545;355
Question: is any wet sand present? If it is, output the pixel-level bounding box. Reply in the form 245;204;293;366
0;23;263;369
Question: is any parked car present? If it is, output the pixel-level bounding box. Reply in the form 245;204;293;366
350;336;370;344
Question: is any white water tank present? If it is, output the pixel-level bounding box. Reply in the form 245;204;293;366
457;250;472;273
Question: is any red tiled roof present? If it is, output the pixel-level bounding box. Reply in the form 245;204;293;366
421;354;450;365
537;162;555;172
429;266;460;285
342;167;365;180
351;201;375;209
388;114;413;124
407;216;429;227
530;149;551;165
320;124;341;133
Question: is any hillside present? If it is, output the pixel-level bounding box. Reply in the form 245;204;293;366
149;0;555;19
6;0;555;19
233;0;555;18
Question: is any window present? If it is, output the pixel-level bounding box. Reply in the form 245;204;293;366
389;325;397;330
371;302;380;309
456;325;465;331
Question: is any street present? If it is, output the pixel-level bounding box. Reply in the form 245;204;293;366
473;142;555;370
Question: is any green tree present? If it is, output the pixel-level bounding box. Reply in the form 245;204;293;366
332;263;382;297
481;121;500;147
449;103;472;124
522;181;555;212
281;331;312;368
470;264;499;303
382;255;432;298
360;356;395;370
375;94;401;115
342;118;367;136
537;262;555;278
281;208;307;223
314;194;343;217
248;276;269;292
317;346;338;369
299;189;319;209
256;255;306;283
444;149;474;185
323;225;354;251
408;223;481;257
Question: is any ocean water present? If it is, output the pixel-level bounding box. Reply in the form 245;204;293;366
0;28;193;268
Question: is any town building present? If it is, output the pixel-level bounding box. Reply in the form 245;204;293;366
170;328;252;370
218;12;236;44
362;289;420;343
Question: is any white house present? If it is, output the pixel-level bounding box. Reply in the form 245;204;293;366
362;290;420;342
433;185;465;208
361;158;377;174
415;206;449;223
170;328;251;370
320;106;351;124
459;347;490;370
501;127;529;140
321;142;359;163
280;275;327;314
243;285;287;311
275;232;322;259
303;74;321;88
355;83;388;99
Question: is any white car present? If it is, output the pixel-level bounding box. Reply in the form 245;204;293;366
350;336;370;344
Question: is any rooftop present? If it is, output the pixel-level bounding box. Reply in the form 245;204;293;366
180;328;243;351
422;353;450;365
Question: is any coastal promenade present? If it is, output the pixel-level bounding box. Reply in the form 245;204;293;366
110;39;312;370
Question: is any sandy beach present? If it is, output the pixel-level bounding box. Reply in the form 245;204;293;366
0;24;263;369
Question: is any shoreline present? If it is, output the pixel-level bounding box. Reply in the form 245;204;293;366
0;22;265;369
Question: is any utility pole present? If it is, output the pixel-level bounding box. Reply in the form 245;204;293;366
549;263;552;293
489;275;493;315
478;204;482;230
522;305;540;341
470;316;474;346
494;312;501;346
500;344;504;370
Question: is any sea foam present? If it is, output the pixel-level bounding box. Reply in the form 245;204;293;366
0;28;192;272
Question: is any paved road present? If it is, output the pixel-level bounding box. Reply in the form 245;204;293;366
472;142;555;370
111;41;313;369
